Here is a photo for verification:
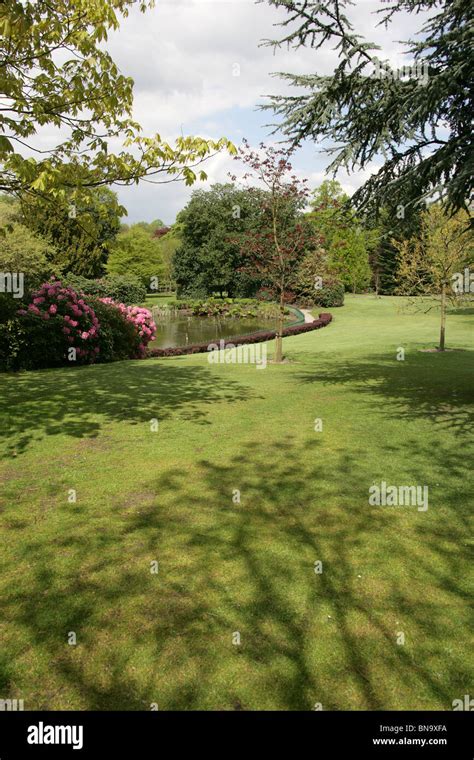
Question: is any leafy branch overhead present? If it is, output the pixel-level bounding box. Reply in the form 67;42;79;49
0;0;236;199
261;0;473;216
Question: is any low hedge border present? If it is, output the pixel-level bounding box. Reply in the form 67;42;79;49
147;312;332;358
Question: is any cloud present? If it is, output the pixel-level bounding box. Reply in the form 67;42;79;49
102;0;422;222
14;1;426;222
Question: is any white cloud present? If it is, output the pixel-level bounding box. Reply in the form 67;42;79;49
13;0;427;222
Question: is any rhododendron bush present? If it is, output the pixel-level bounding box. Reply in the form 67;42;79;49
9;280;156;369
18;281;101;363
99;299;156;358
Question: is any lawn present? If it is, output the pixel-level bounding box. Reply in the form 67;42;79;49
0;295;472;710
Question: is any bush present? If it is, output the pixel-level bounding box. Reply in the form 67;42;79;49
314;281;345;308
0;293;29;371
87;299;141;362
1;281;156;371
0;290;75;371
63;274;146;305
17;281;101;365
102;275;147;305
98;299;156;358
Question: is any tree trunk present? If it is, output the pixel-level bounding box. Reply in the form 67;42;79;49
439;283;447;351
275;293;284;363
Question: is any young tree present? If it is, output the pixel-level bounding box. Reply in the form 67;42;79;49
263;0;473;217
232;141;319;363
394;205;473;350
0;1;235;201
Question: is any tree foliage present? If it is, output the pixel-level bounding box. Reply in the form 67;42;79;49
106;224;165;286
0;194;58;284
173;183;269;298
0;0;236;201
394;204;473;349
232;141;319;362
306;180;371;292
263;0;473;216
19;187;123;277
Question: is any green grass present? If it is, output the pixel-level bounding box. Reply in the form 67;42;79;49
0;295;472;710
142;292;176;307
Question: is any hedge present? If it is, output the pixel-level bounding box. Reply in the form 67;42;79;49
147;312;332;358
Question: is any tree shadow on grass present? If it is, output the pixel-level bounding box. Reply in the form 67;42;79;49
296;350;474;437
1;437;470;709
0;359;256;456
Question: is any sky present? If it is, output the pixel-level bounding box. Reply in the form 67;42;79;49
60;1;426;224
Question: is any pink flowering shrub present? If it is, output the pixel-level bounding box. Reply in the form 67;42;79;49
99;298;156;357
10;281;156;370
18;280;100;364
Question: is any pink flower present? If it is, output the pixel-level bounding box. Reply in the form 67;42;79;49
49;304;57;315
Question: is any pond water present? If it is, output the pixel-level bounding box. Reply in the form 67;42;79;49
151;311;284;349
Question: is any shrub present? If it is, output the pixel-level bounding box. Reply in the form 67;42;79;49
99;298;156;357
17;281;101;365
1;282;156;371
87;298;141;362
314;281;345;308
0;293;30;371
62;274;146;305
101;275;147;304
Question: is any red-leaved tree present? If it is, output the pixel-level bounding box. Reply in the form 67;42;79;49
231;140;320;363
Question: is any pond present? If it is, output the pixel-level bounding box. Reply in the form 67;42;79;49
151;311;294;349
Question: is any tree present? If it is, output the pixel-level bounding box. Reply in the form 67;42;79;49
394;204;473;350
367;202;426;295
134;220;165;234
263;0;473;217
0;1;235;201
232;141;318;363
0;195;58;285
19;187;123;277
306;181;371;292
155;225;181;287
106;225;165;286
173;183;268;298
